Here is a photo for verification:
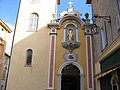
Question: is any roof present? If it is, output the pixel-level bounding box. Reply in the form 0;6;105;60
86;0;91;4
0;19;12;33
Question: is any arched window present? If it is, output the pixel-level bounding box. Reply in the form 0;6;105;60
111;77;119;90
29;13;39;31
64;23;78;42
26;49;33;66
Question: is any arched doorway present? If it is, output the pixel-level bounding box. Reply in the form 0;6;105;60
61;64;80;90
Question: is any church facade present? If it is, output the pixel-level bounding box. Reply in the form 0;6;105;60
6;0;94;90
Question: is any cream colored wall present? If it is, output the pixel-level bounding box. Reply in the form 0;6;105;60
6;27;50;90
54;20;88;90
0;26;7;41
6;0;57;90
14;0;57;44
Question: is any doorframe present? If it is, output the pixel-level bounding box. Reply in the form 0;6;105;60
58;62;84;90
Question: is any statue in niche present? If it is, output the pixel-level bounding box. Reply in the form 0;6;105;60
67;29;74;41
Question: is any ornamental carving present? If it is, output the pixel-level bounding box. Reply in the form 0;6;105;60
61;41;80;53
61;22;80;53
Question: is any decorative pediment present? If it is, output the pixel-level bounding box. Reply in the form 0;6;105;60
59;14;84;27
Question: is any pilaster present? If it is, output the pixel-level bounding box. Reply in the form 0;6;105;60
47;22;58;90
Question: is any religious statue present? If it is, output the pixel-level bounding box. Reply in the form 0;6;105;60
67;29;74;41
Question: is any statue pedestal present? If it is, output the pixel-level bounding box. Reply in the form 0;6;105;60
61;41;80;53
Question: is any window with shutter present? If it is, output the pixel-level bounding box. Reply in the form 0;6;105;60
116;14;120;31
115;0;120;31
100;22;108;50
28;13;39;32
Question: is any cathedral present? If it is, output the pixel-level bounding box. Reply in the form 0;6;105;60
6;0;94;90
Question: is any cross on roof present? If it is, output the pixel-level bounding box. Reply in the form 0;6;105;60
68;1;73;7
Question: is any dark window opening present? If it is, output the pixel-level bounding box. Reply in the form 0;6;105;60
26;49;33;66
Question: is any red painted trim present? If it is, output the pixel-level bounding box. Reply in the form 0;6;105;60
87;37;92;88
49;36;55;87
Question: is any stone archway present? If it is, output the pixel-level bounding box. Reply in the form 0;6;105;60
61;64;80;90
58;62;84;90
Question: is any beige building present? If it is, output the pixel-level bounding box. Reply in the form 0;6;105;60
6;0;94;90
0;19;12;89
86;0;120;90
1;53;10;90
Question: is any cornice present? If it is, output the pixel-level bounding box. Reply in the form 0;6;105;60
0;19;12;33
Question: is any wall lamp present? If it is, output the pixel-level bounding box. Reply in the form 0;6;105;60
83;23;100;35
82;13;111;35
90;24;100;35
82;13;101;35
92;14;111;23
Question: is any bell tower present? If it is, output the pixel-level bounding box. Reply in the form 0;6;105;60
13;0;58;44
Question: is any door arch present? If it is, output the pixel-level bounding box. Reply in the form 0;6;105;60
58;62;84;90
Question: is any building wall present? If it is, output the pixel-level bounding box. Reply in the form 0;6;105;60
0;19;11;89
6;27;50;90
14;0;57;44
0;53;10;90
6;0;57;90
91;0;120;90
0;41;6;86
0;26;7;72
92;0;120;67
6;0;94;90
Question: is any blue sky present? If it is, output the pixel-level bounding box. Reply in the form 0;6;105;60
57;0;92;18
0;0;92;26
0;0;20;25
0;0;91;55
